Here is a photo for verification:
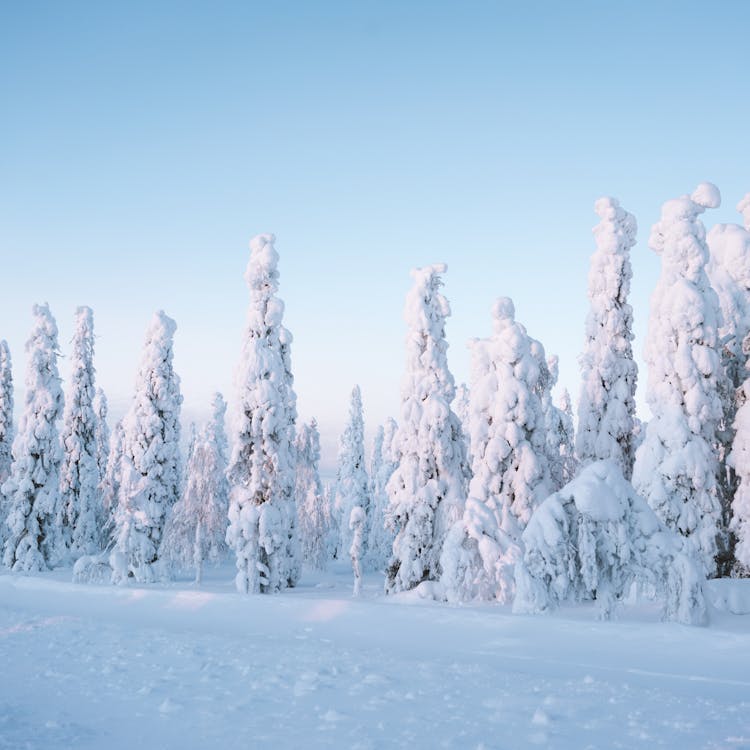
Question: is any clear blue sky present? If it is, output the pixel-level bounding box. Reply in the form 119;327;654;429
1;1;749;471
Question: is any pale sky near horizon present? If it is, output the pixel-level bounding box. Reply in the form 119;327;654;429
2;1;749;472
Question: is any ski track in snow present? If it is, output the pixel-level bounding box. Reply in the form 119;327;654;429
0;564;749;750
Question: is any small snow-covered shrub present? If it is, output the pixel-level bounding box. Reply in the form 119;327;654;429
513;460;707;626
72;552;112;584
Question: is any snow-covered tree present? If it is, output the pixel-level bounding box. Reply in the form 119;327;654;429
555;388;577;486
0;341;13;488
543;355;577;492
207;392;229;471
633;183;724;578
349;505;365;597
100;419;124;547
386;264;469;594
576;197;638;478
708;192;750;390
707;192;750;571
0;341;13;551
92;388;110;486
161;414;230;583
226;234;299;594
335;385;370;561
322;482;339;561
440;298;550;603
185;422;198;465
366;418;400;571
453;382;472;464
295;419;329;570
59;306;101;559
2;304;65;571
113;311;182;583
513;461;708;626
729;370;750;575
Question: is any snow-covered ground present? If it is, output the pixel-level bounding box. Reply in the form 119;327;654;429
1;564;749;750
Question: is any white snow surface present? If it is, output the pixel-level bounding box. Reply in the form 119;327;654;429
0;564;748;749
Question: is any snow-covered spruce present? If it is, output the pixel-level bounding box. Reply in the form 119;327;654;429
113;311;182;584
207;392;229;476
322;482;339;561
0;341;13;487
92;388;110;488
227;234;299;594
386;264;469;594
633;183;725;578
513;460;708;626
366;418;400;571
543;355;578;492
161;418;230;583
349;505;365;596
554;387;577;488
335;385;370;563
708;191;750;391
453;382;472;465
440;298;550;603
185;422;198;465
100;419;124;547
0;340;13;551
2;304;65;571
295;419;330;570
707;191;750;570
729;373;750;575
576;197;638;478
59;306;101;559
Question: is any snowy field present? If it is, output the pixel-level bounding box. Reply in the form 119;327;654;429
1;565;749;750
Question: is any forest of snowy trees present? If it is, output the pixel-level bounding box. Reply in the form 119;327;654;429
3;182;750;625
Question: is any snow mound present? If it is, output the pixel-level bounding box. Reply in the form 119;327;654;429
513;460;707;625
72;553;112;584
705;578;750;615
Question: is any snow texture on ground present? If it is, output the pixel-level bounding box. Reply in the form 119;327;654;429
0;563;748;749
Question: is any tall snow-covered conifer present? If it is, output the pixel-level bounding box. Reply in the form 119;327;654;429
543;355;577;492
92;388;110;486
0;341;13;551
576;197;638;478
227;234;299;594
161;397;229;583
2;304;65;570
59;306;101;558
386;264;469;593
440;298;550;602
554;387;577;488
0;341;13;487
633;183;724;578
707;191;750;571
366;418;400;571
100;419;124;546
113;311;182;583
729;375;750;575
335;385;370;560
296;419;329;570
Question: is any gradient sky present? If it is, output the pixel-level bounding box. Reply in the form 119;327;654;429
2;1;749;471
